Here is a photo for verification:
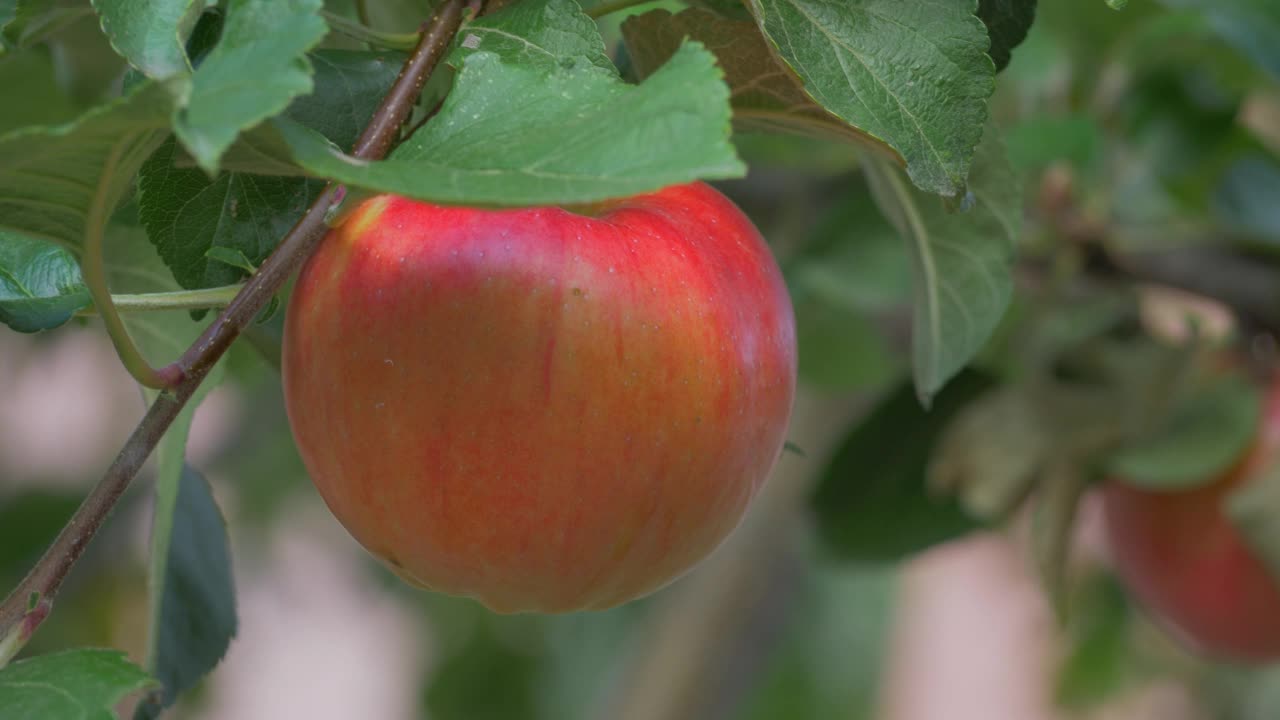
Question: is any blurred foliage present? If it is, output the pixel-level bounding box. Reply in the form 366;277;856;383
4;0;1280;717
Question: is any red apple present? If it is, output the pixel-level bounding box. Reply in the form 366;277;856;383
1103;375;1280;662
282;182;796;613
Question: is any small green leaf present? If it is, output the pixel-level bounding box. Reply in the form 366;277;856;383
977;0;1038;72
134;467;236;719
204;246;257;274
273;42;744;206
173;0;327;173
0;648;157;720
1108;376;1261;490
1055;575;1139;710
864;126;1020;402
0;230;89;332
92;0;203;79
811;370;992;563
744;0;995;196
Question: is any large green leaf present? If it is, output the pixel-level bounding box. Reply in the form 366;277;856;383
0;648;156;720
865;126;1019;401
91;0;203;79
0;230;89;332
172;0;327;173
744;0;995;196
273;42;743;206
0;78;182;249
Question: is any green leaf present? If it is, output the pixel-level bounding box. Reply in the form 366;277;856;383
811;370;992;563
864;127;1019;402
744;0;995;196
1054;575;1138;710
451;0;612;71
138;138;323;289
977;0;1037;72
622;9;880;149
0;648;156;720
0;78;182;249
173;0;327;174
1159;0;1280;80
91;0;203;79
0;230;89;332
133;467;236;720
138;49;400;290
1107;376;1261;490
273;42;744;206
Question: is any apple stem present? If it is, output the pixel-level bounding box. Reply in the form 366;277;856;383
0;0;470;666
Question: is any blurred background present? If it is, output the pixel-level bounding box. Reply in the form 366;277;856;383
4;0;1280;717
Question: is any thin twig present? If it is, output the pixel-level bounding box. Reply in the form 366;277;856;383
584;0;656;19
80;139;178;389
0;0;468;664
75;284;245;316
320;10;420;50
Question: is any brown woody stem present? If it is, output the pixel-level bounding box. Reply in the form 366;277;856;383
0;0;467;665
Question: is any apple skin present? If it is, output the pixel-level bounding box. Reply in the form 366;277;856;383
282;182;796;613
1103;375;1280;662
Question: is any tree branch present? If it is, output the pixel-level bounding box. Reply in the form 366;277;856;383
0;0;467;665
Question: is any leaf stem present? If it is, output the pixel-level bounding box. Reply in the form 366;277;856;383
585;0;658;20
75;284;246;316
0;0;469;668
80;139;181;390
321;10;420;50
